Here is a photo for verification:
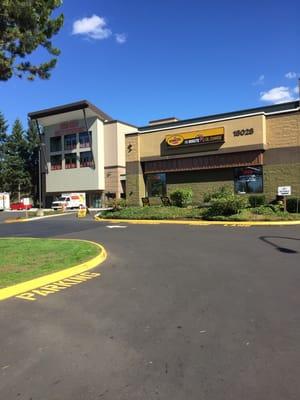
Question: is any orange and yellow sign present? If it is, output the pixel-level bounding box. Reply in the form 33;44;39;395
166;127;224;147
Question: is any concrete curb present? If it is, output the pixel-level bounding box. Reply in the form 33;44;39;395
94;216;300;227
4;212;76;224
0;238;107;301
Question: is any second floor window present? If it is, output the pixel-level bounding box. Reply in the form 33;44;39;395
65;153;77;169
50;136;62;152
64;134;77;151
50;155;62;171
80;151;94;168
79;131;92;148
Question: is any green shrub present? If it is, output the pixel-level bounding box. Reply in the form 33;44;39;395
286;197;300;213
248;194;266;208
251;205;275;215
105;198;127;210
203;186;232;203
170;189;193;207
203;194;249;217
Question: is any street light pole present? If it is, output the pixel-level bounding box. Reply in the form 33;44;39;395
38;144;42;210
35;119;44;216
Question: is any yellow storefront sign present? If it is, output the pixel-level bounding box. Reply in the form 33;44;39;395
166;127;224;147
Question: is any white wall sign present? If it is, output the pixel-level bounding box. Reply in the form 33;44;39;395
277;186;291;196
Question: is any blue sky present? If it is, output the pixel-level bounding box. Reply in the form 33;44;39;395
1;0;299;130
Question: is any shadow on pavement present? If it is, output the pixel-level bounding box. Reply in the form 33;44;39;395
259;236;299;254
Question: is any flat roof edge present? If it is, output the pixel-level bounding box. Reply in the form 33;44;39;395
137;101;300;132
28;100;113;122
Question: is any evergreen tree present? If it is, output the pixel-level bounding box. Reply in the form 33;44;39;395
25;119;40;200
3;119;31;199
0;0;64;81
0;112;8;190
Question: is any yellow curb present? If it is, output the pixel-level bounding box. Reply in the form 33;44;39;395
4;212;76;224
0;238;107;301
94;216;300;227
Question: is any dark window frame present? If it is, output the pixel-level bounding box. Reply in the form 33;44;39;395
234;165;263;194
146;173;167;197
65;153;77;169
80;151;94;168
50;154;62;171
64;133;77;151
50;136;62;153
79;131;92;148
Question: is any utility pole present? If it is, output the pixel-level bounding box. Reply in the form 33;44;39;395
38;145;42;210
35;119;44;216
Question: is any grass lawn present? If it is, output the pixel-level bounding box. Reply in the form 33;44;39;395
204;209;300;221
100;206;300;222
0;238;101;288
101;206;203;220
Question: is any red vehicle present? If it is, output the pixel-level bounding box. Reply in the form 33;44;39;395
10;202;32;211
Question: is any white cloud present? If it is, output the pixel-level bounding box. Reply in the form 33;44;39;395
72;15;112;40
260;86;296;103
253;74;265;86
115;33;127;44
294;85;299;95
285;71;297;79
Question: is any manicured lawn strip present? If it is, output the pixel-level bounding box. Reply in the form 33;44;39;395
0;238;100;288
101;206;203;220
204;209;300;221
100;206;300;221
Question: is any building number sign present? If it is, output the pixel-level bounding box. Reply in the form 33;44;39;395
233;128;254;137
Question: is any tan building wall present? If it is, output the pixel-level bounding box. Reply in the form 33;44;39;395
45;117;105;194
138;114;266;159
126;108;300;205
264;112;300;199
266;112;300;148
103;121;137;197
104;166;126;198
44;116;136;201
126;134;145;205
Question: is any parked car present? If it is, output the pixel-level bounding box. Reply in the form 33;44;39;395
10;202;32;211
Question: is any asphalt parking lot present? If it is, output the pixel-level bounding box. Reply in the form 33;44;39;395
0;214;300;400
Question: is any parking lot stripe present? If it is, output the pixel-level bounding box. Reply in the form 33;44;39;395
0;239;107;301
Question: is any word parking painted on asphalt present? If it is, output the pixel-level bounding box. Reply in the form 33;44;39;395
15;271;101;301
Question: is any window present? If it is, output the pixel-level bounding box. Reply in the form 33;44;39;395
65;153;77;169
50;136;61;152
234;166;263;194
50;155;62;171
64;134;77;150
146;173;166;197
80;151;94;168
79;131;92;148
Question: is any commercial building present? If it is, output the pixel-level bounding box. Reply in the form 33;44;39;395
125;101;300;205
29;100;136;207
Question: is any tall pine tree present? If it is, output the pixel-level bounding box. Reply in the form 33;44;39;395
25;119;40;200
0;112;9;190
3;119;31;199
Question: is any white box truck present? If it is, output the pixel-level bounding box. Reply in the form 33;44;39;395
0;193;10;211
51;193;86;210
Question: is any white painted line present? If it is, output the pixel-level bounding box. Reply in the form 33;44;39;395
106;225;128;229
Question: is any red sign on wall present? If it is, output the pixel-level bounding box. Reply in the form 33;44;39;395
54;120;83;136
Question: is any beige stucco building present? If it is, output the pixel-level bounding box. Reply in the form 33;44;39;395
29;100;136;207
125;101;300;205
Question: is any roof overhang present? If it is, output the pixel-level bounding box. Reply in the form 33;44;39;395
28;100;113;127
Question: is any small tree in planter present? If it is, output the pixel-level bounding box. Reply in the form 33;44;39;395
170;189;193;208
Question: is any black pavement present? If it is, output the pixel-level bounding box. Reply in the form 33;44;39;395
0;215;300;400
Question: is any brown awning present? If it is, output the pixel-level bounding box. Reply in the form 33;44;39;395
143;150;263;174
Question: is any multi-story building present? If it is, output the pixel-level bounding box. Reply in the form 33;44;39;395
29;100;136;207
125;101;300;205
